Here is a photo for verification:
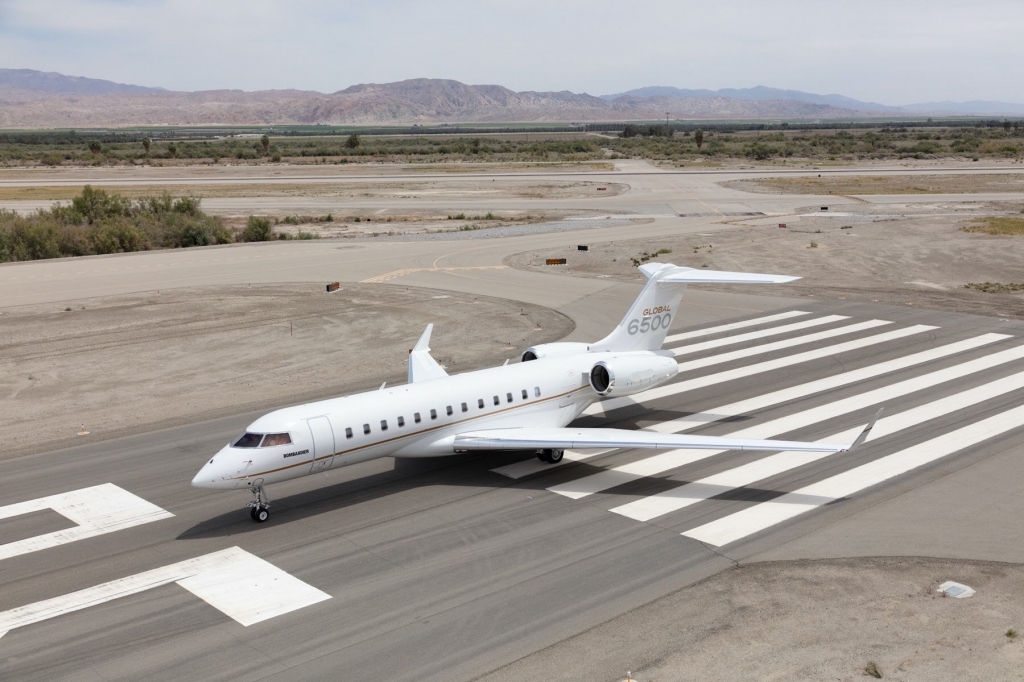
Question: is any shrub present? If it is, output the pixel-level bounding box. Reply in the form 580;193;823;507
346;133;360;149
240;216;273;242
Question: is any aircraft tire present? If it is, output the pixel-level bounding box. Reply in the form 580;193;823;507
548;449;564;464
536;449;551;462
252;506;270;523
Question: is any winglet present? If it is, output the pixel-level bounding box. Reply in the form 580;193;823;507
413;324;433;352
845;408;883;452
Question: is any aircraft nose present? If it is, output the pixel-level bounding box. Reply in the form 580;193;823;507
192;451;231;489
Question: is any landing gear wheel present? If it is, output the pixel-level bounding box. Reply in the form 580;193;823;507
246;485;271;523
536;449;564;464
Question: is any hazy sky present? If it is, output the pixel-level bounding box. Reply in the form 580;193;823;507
1;0;1021;104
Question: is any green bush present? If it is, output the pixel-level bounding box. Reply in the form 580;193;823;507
0;186;230;262
240;216;273;242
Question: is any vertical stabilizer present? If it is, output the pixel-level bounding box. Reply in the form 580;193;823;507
590;263;800;352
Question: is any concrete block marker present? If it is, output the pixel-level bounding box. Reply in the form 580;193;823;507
0;547;331;639
0;483;174;561
684;402;1024;547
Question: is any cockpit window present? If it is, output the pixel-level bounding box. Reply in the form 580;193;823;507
261;433;292;447
232;432;263;448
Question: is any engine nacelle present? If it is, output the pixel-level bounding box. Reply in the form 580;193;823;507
521;342;590;362
589;352;678;397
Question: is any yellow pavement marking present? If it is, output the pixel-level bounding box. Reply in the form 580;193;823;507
360;265;508;283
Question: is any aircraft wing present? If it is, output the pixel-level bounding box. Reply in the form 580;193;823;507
454;411;880;454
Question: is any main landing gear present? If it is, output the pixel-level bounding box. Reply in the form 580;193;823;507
536;448;564;464
247;485;270;523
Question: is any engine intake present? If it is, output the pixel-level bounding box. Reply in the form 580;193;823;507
589;353;678;397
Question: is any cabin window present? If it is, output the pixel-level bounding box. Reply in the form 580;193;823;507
534;386;541;397
345;427;353;439
461;402;468;413
506;392;513;403
522;389;528;400
363;423;371;435
493;395;500;406
430;409;437;420
478;398;485;409
260;433;292;447
232;432;262;448
380;419;388;431
414;412;421;423
397;416;405;427
446;405;453;416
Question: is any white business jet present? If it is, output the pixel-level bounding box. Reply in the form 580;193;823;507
192;263;876;522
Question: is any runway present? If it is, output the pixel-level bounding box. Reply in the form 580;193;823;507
3;161;1024;680
2;298;1023;681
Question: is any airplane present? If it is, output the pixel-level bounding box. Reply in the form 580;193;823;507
192;263;878;522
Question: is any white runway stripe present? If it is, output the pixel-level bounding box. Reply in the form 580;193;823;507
585;324;935;416
675;319;890;371
663;310;810;344
670;315;847;356
614;367;1024;521
549;337;1024;499
684;401;1024;546
493;333;1005;479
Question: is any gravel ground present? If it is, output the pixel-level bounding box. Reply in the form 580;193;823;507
0;283;572;459
479;557;1024;682
507;202;1024;319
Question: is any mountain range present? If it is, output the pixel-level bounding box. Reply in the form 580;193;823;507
1;69;1022;128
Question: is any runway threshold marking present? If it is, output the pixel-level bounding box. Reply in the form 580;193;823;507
554;334;1024;499
668;315;847;356
0;483;173;561
0;547;330;639
685;400;1024;546
614;365;1024;521
494;328;998;480
360;265;507;283
585;324;936;416
662;310;810;343
674;319;890;372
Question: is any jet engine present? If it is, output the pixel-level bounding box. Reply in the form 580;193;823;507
520;342;590;362
589;352;678;397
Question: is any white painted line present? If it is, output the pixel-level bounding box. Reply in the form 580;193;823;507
663;310;810;344
670;315;848;356
0;484;174;562
551;336;1020;499
614;367;1024;521
684;401;1024;547
0;547;330;639
585;324;935;416
675;319;890;372
494;334;1005;480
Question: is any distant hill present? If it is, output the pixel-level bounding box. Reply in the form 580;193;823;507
0;68;166;96
1;69;1019;128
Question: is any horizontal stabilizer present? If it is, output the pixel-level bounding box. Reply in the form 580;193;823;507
659;268;800;285
408;324;448;383
453;427;848;453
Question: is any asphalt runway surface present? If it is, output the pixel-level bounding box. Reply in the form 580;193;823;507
2;163;1024;681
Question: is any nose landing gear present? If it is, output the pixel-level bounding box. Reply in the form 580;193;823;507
536;448;564;464
247;485;270;523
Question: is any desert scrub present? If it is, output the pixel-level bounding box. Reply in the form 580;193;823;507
0;186;230;262
963;282;1024;293
961;216;1024;235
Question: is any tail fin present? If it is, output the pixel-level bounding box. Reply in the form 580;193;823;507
590;263;800;352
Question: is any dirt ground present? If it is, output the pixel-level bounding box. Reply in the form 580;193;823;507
0;283;572;458
0;179;629;202
480;557;1024;682
508;201;1024;319
725;173;1024;195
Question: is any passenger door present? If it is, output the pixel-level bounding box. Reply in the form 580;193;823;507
307;416;336;473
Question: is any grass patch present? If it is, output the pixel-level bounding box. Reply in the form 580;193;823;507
733;174;1024;195
963;282;1024;293
961;216;1024;235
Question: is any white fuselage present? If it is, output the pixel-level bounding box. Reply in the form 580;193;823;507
191;356;598;490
